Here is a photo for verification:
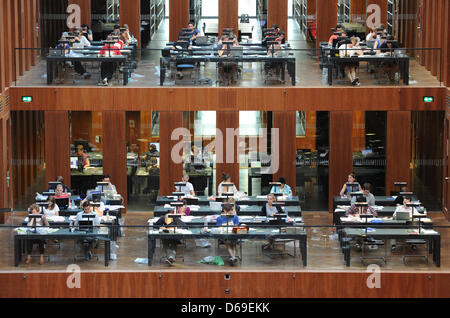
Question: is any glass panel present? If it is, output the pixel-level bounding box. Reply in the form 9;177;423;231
182;111;216;196
127;111;160;210
352;111;386;196
11;111;46;211
69;111;104;197
296;111;329;211
411;111;444;211
239;111;269;195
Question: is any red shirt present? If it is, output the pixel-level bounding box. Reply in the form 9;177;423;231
100;44;122;56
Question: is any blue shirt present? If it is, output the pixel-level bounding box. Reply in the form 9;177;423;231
216;215;239;226
270;184;292;196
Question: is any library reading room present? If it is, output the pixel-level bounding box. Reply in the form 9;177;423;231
0;0;449;302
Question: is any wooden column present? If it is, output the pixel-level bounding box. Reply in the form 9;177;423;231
44;111;70;187
169;0;189;42
351;0;366;23
316;0;337;48
120;0;141;48
102;111;127;211
216;111;239;192
268;0;288;39
0;118;7;223
444;0;450;86
3;0;13;88
329;111;353;212
273;111;296;195
219;0;238;37
0;1;5;93
385;111;411;196
159;111;183;196
69;0;91;25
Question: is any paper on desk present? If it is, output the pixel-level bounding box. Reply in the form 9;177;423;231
256;196;267;199
181;216;193;222
420;229;438;234
105;205;125;210
47;216;66;223
373;206;384;210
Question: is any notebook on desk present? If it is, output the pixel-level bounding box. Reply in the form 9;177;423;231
395;211;411;221
195;36;209;45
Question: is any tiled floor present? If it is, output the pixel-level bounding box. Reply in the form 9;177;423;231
13;19;442;88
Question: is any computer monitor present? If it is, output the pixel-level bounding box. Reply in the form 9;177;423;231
55;197;69;210
70;156;79;169
174;41;190;50
78;219;94;232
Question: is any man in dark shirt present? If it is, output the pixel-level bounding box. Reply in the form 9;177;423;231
154;214;186;266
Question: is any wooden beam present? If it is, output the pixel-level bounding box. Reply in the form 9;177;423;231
268;0;288;39
329;111;353;212
120;0;141;48
385;111;411;195
159;111;183;195
273;111;296;195
102;111;127;212
44;111;70;187
169;0;189;42
219;0;238;37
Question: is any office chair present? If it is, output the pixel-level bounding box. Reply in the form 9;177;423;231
263;239;297;259
360;237;387;265
175;64;199;85
397;239;428;264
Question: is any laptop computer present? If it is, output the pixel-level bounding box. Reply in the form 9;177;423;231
395;211;411;221
195;36;209;45
230;46;243;57
72;43;84;50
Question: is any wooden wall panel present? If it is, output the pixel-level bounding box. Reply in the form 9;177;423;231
102;111;127;210
9;87;447;112
268;0;288;39
329;111;353;212
3;0;13;89
0;1;4;94
0;272;449;298
351;0;366;23
169;0;189;42
216;111;239;191
44;111;70;187
120;0;141;48
316;0;337;48
367;0;387;27
159;111;183;196
273;111;296;195
219;0;238;37
385;111;411;195
69;0;91;25
443;0;450;86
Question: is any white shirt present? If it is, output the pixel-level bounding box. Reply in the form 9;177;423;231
217;182;238;196
79;35;91;47
177;182;194;195
74;211;100;227
339;44;361;57
43;204;60;217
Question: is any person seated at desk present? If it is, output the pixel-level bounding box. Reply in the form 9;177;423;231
339;173;362;197
81;24;94;42
154;213;187;266
265;34;284;77
71;29;92;79
54;184;71;205
216;203;240;266
75;201;100;260
76;145;90;167
391;196;414;252
338;37;363;86
176;174;195;196
377;35;400;82
218;34;239;85
47;176;71;194
345;183;376;216
270;177;292;197
96;174;117;192
227;197;240;214
328;24;344;46
98;36;122;86
43;197;60;217
186;21;201;42
174;200;191;216
393;185;409;206
366;27;378;42
112;24;121;36
25;204;50;264
217;173;239;196
261;194;284;250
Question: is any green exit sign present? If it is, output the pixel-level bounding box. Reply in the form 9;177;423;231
423;96;434;103
22;96;33;103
